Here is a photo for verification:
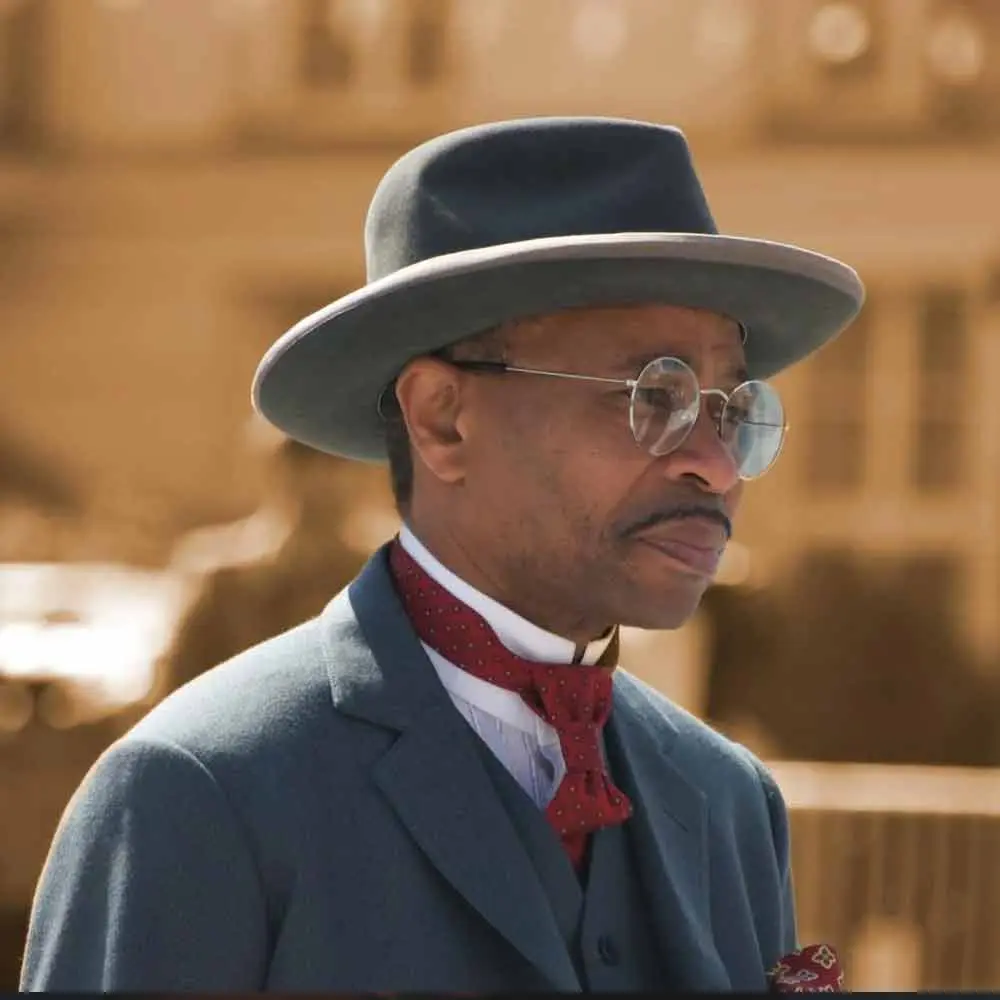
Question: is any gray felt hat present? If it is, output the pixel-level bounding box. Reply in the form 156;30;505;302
252;116;865;462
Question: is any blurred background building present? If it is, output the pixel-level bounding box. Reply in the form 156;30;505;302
0;0;997;990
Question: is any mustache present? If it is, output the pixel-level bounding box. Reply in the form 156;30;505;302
623;503;733;541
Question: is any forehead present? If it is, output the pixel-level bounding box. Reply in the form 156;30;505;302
510;303;746;374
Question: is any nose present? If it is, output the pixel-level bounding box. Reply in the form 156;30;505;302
660;400;741;494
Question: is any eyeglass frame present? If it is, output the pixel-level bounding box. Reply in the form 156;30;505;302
377;353;788;479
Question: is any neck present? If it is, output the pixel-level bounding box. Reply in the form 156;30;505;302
402;516;614;648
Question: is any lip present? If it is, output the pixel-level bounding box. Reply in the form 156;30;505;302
633;518;728;577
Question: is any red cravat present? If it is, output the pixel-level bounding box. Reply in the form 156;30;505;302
389;541;633;868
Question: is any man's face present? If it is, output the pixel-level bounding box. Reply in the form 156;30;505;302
403;303;750;639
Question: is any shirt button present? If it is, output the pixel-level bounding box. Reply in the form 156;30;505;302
596;934;620;966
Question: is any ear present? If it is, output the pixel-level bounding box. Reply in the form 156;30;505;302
393;357;471;488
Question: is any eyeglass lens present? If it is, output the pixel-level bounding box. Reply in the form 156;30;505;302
628;357;786;479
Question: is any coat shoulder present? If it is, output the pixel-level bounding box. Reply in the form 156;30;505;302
614;669;782;808
137;618;328;747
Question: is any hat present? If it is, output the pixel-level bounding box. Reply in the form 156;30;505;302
252;116;864;462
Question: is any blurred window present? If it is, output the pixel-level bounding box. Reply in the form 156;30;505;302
0;0;47;150
761;0;1000;142
298;0;357;90
910;284;968;493
925;0;1000;135
800;295;872;494
807;1;884;81
406;0;450;88
296;0;451;93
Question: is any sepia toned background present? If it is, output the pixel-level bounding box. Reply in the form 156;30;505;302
0;0;998;990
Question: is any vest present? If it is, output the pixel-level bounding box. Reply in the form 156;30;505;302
473;735;668;992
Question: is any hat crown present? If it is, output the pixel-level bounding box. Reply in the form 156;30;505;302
364;117;718;282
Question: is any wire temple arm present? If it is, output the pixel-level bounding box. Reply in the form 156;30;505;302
450;360;631;387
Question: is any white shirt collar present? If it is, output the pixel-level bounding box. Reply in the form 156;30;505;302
398;524;613;666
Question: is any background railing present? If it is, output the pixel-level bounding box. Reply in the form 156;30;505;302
771;761;1000;991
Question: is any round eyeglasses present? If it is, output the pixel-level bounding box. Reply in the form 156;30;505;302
443;355;787;480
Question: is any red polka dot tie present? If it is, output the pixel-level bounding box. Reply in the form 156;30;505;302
389;541;633;869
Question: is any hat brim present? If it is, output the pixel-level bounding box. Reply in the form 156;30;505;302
252;232;864;462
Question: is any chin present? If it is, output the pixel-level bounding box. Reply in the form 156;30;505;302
617;586;709;632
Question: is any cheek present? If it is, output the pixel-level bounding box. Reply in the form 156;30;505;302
534;438;646;544
464;425;560;517
470;394;641;528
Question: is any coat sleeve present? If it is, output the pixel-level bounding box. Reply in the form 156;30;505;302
19;736;271;992
756;762;799;960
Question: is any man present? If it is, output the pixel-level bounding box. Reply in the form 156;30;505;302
21;117;862;993
161;428;392;696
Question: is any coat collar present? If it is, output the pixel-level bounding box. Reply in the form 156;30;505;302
320;545;721;990
606;677;732;990
324;546;579;989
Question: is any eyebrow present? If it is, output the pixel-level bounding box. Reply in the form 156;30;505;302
615;352;749;385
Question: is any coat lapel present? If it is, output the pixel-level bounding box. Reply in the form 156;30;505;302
321;548;580;992
606;674;732;991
